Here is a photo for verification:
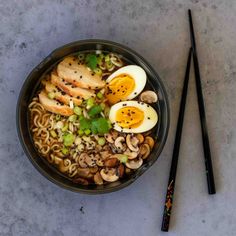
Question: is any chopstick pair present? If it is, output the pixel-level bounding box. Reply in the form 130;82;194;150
161;9;216;232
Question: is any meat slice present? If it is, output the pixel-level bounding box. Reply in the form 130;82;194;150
38;91;73;116
44;81;82;106
57;56;105;89
51;73;95;99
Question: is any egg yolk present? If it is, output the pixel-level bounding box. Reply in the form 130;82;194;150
115;106;144;128
105;74;135;104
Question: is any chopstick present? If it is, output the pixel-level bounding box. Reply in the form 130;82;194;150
161;48;192;232
188;9;216;195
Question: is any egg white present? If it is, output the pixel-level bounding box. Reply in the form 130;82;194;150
106;65;147;100
109;101;158;133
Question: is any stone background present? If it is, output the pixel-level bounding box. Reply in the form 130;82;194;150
0;0;235;235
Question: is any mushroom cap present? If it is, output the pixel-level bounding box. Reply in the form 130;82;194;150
94;172;103;185
140;90;158;103
114;136;126;151
139;143;151;159
144;136;155;149
100;168;119;182
78;153;88;168
124;149;139;159
125;158;143;169
126;134;139;152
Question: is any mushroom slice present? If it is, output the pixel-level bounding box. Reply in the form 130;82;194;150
135;134;144;144
78;153;88;168
73;177;89;185
125;158;143;170
104;133;114;143
126;134;139;152
104;157;119;167
117;164;125;178
140;90;158;103
139;143;151;159
85;154;97;167
94;154;104;167
77;168;92;178
144;136;155;149
124;149;139;160
100;168;119;182
89;166;99;174
100;151;112;160
94;172;103;185
114;136;125;151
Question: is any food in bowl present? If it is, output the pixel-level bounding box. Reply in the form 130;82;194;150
28;51;159;185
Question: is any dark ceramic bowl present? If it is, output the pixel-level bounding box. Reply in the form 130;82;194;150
16;39;170;194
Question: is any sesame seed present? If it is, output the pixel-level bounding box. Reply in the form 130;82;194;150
148;117;150;120
74;71;77;73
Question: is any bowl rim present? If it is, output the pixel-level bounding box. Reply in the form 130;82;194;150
16;39;170;194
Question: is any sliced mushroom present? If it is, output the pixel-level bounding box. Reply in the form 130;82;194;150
125;158;143;169
139;143;151;159
100;168;119;182
78;153;88;168
140;90;158;103
114;136;126;151
73;177;89;185
85;140;96;150
89;166;99;174
124;149;139;160
77;167;92;178
104;133;114;143
104;157;119;167
126;134;139;152
102;144;111;151
58;159;70;173
111;130;119;139
95;144;103;152
100;151;112;160
117;164;125;178
125;167;132;175
95;154;105;167
94;172;103;185
85;154;97;167
135;134;144;144
144;136;155;149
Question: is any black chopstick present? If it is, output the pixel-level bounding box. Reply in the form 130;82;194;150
161;48;192;232
188;9;216;195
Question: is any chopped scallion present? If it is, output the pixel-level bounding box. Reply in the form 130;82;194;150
48;92;55;99
62;147;69;155
62;123;68;132
96;92;103;99
98;137;106;146
55;114;61;121
50;130;57;138
68;114;77;122
94;68;102;76
84;129;91;135
73;106;82;116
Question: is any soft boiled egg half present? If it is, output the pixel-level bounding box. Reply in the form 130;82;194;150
105;65;147;104
109;101;158;133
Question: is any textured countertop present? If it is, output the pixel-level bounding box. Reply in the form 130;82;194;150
0;0;235;235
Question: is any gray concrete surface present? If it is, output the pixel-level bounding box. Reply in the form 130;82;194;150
0;0;235;235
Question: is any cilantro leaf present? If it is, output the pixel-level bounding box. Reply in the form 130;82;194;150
91;117;110;134
79;117;91;130
88;105;102;118
85;54;97;70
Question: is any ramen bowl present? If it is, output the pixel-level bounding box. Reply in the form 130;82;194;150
16;39;169;194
